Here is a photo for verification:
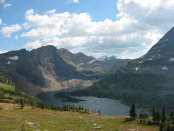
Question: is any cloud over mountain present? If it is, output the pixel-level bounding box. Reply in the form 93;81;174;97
1;0;174;58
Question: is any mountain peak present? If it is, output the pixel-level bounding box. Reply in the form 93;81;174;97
161;26;174;40
31;45;58;57
37;45;57;51
147;27;174;57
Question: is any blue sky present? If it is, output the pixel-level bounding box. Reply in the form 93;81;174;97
0;0;118;52
0;0;118;23
0;0;174;58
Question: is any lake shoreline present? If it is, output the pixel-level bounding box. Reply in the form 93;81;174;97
37;90;147;116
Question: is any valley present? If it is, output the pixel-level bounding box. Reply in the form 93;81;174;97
1;27;174;114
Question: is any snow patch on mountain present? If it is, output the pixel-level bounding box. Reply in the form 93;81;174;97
148;58;153;61
135;67;139;71
87;59;97;64
169;58;174;62
9;56;19;60
77;63;84;67
7;61;11;65
162;66;168;71
138;60;143;64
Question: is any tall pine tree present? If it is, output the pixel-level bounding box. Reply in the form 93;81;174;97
156;110;161;124
129;104;137;120
152;106;156;123
162;107;166;123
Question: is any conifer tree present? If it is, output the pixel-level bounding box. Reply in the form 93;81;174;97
170;111;174;120
162;107;166;123
156;110;161;124
129;104;137;120
152;107;156;124
19;99;24;109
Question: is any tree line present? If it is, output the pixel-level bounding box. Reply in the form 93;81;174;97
129;104;174;131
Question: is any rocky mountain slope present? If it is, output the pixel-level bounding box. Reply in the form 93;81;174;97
0;46;129;95
57;48;129;76
73;27;174;109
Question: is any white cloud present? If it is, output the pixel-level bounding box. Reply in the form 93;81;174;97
46;9;56;14
3;3;12;8
25;9;35;16
0;19;2;24
21;27;60;39
117;0;174;31
0;50;7;54
24;40;43;50
0;24;22;37
7;0;173;58
21;11;91;39
21;7;165;58
69;0;79;3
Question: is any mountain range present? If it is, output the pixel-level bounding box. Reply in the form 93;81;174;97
0;46;129;96
1;26;174;109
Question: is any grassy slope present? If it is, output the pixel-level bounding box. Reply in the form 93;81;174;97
0;82;42;106
0;103;158;131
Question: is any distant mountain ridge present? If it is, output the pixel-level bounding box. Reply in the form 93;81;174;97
73;27;174;109
0;46;129;96
57;48;95;66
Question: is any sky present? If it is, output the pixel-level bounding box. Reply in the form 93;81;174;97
0;0;174;59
